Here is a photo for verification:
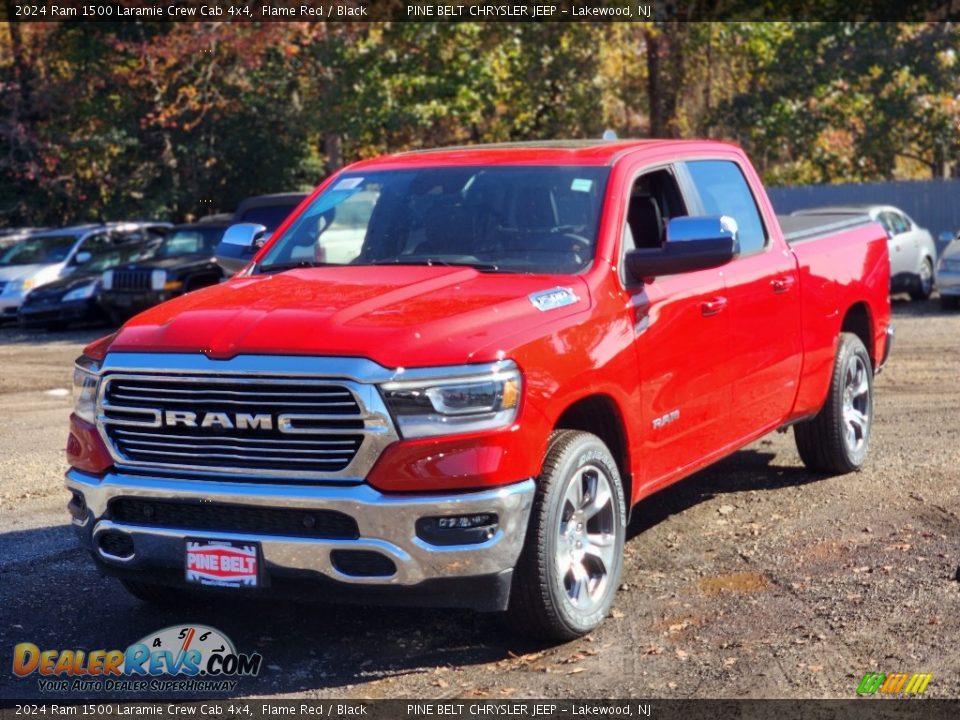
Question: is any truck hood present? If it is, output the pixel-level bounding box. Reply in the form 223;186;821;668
108;266;591;367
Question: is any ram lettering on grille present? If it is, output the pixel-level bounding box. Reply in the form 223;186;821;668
96;374;385;480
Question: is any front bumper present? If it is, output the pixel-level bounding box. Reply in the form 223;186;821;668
99;290;175;319
0;290;26;318
66;469;535;610
19;298;99;326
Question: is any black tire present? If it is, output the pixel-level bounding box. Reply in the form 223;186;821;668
120;579;206;607
506;430;626;641
909;257;934;301
794;333;874;474
941;295;959;311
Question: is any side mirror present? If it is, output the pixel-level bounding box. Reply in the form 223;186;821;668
74;251;92;265
625;216;739;281
214;223;267;276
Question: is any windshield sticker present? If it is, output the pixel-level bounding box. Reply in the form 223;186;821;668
332;177;364;191
571;178;593;193
529;287;580;312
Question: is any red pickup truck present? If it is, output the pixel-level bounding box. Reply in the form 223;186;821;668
66;140;892;640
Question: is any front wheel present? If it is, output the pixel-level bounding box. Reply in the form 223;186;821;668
909;257;934;301
794;333;874;473
507;430;626;641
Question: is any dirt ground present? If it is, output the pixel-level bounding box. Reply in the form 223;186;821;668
1;297;958;701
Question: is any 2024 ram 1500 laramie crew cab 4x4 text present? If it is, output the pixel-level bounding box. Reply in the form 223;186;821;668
65;140;892;640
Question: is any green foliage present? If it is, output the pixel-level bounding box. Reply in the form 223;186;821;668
1;21;958;227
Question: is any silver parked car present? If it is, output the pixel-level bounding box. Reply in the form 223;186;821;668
793;205;938;301
936;230;960;310
0;222;169;320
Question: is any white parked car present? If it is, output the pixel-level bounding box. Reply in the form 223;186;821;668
793;205;938;301
0;222;169;320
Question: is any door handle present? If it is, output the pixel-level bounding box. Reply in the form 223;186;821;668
700;297;728;317
771;276;796;294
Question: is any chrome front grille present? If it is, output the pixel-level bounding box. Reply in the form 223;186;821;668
112;270;152;291
96;372;397;481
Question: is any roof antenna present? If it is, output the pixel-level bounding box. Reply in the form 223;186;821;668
602;129;618;141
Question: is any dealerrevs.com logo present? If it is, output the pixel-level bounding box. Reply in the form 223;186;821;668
856;671;933;697
13;625;262;693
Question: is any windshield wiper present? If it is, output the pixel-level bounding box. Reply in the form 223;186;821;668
368;258;503;272
258;259;330;274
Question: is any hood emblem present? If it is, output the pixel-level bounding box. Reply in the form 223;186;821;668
529;287;580;312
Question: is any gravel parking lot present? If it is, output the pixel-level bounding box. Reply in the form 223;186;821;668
1;298;958;700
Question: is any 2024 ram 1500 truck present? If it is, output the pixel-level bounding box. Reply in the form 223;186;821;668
66;140;892;640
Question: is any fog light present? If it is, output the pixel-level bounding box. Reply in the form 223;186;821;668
438;514;495;529
67;490;86;522
416;513;499;546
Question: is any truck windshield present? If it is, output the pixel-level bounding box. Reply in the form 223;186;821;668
258;166;610;274
0;235;77;266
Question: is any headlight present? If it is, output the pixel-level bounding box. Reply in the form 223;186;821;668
63;283;97;302
381;364;521;439
8;277;37;295
72;357;100;424
102;270;114;290
150;269;167;291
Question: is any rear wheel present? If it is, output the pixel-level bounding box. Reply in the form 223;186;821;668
909;257;934;301
795;333;873;473
507;430;626;641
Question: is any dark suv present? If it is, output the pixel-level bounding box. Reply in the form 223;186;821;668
98;222;228;323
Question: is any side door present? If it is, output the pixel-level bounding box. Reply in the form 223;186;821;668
619;165;735;485
682;159;803;440
878;211;910;283
890;210;925;276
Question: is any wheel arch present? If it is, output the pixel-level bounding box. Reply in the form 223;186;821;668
840;301;875;368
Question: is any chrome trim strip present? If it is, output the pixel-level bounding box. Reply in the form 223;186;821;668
68;470;536;586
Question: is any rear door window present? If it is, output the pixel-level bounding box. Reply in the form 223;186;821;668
684;160;767;255
889;212;910;235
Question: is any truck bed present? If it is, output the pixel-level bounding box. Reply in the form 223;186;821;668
778;213;873;245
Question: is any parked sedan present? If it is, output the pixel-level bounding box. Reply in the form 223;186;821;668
0;222;169;321
19;234;162;329
793;204;937;300
936;232;960;310
99;222;228;323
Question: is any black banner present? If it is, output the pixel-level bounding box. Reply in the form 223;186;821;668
2;0;959;23
3;700;960;720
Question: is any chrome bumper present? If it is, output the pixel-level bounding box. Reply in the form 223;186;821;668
66;469;535;587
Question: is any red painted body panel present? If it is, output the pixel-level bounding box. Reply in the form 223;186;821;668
73;140;892;505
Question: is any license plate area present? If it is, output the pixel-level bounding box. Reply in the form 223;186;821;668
185;539;259;588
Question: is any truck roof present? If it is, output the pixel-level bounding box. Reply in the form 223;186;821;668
350;139;740;170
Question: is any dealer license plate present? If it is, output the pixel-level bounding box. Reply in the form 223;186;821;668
185;540;259;588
